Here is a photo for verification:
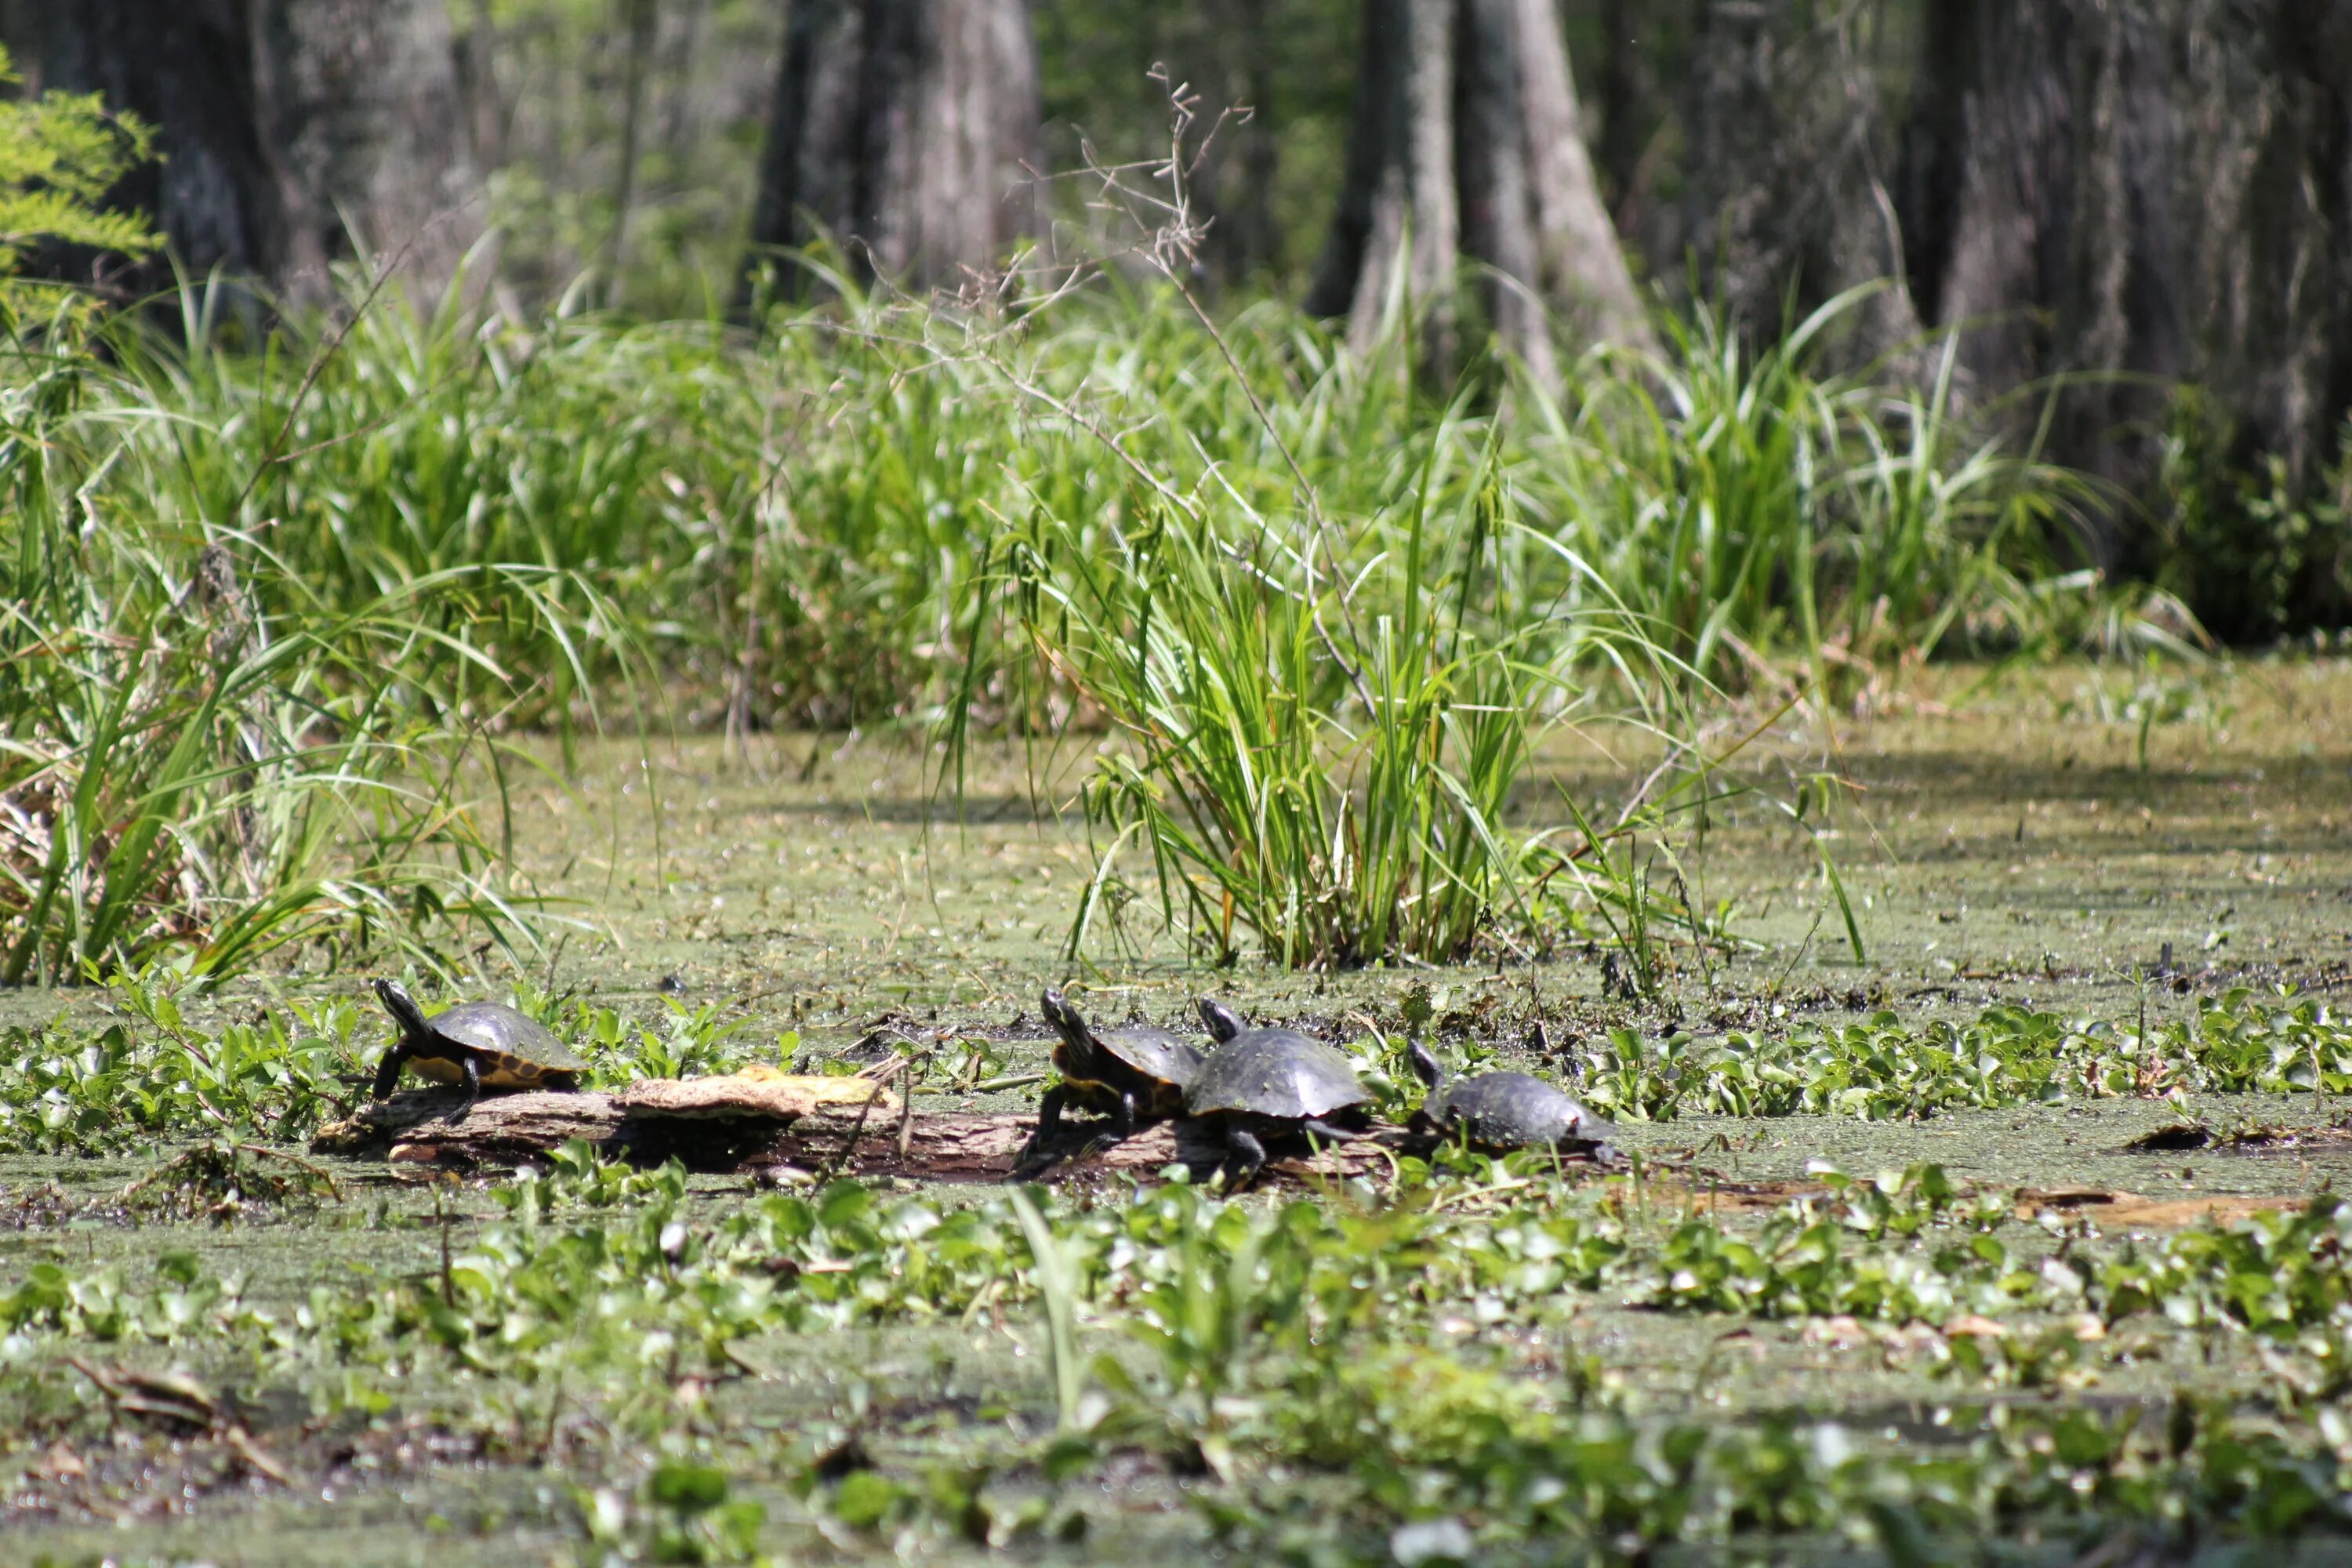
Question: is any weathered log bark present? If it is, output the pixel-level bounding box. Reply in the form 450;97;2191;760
36;0;480;301
310;1087;1411;1187
1309;0;1646;379
747;0;1041;294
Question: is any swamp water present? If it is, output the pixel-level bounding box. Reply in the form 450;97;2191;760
5;659;2351;1565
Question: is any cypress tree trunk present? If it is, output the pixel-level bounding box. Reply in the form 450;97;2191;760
38;0;480;301
1308;0;1646;379
1674;1;1918;356
1896;0;2352;583
747;0;1042;292
34;0;284;290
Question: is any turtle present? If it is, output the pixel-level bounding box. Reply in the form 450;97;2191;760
1183;999;1372;1187
1405;1039;1616;1159
1022;988;1207;1163
371;978;586;1118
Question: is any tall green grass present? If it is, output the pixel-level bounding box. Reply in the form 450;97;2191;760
0;295;573;982
1520;287;2098;706
90;274;2098;737
9;261;2108;977
995;421;1676;967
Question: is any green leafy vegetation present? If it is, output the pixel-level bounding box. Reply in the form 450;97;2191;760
0;44;158;281
1577;987;2352;1122
0;306;597;982
9;1149;2352;1561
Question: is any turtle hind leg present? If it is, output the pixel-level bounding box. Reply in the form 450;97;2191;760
371;1043;412;1101
1298;1117;1364;1145
1220;1127;1268;1190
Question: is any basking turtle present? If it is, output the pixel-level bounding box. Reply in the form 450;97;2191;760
1024;989;1207;1161
1406;1040;1615;1158
371;978;585;1117
1183;1004;1371;1187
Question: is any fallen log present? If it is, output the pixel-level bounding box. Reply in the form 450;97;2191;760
309;1085;1404;1185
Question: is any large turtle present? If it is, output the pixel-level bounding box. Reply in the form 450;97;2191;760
1406;1040;1615;1158
371;978;586;1118
1183;998;1371;1187
1023;989;1207;1163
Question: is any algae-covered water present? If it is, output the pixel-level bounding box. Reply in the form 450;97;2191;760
6;659;2351;1565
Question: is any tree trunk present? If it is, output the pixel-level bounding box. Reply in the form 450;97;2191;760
1896;0;2352;586
747;0;1041;294
1673;1;1918;358
601;0;660;303
37;0;481;303
1309;0;1646;379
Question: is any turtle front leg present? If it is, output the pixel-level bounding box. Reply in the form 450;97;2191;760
1298;1117;1363;1145
1018;1084;1069;1171
371;1043;412;1102
1112;1089;1140;1139
1221;1127;1268;1190
453;1053;482;1122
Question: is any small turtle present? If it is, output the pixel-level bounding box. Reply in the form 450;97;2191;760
1184;1000;1371;1187
1406;1040;1615;1158
371;978;586;1117
1025;989;1207;1160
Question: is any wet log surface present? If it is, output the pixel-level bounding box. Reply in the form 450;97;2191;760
310;1087;1422;1185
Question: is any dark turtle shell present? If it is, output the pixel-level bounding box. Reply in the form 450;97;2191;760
1421;1071;1613;1152
1041;989;1203;1116
1185;1029;1369;1123
1406;1039;1610;1153
377;979;585;1090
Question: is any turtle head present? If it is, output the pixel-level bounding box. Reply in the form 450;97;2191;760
374;978;428;1037
1195;996;1245;1043
1040;987;1094;1056
1406;1037;1450;1093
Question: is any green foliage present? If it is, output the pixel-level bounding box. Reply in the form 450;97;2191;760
0;44;158;280
2068;1198;2352;1337
1525;291;2100;702
0;304;584;982
2154;389;2352;641
0;975;362;1152
1022;453;1632;967
1577;986;2352;1123
579;1463;770;1565
9;1136;2352;1559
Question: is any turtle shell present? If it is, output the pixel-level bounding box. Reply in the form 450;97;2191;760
410;1001;586;1090
1040;990;1202;1119
1080;1025;1201;1098
1423;1071;1613;1152
1184;1029;1369;1122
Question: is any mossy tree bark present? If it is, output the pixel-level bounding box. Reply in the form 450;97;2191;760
1308;0;1648;382
36;0;480;303
747;0;1042;294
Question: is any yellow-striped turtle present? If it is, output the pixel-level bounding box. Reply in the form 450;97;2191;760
371;978;585;1116
1023;989;1206;1163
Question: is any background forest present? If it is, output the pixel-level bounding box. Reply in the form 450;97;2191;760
9;0;2350;644
4;0;2350;984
